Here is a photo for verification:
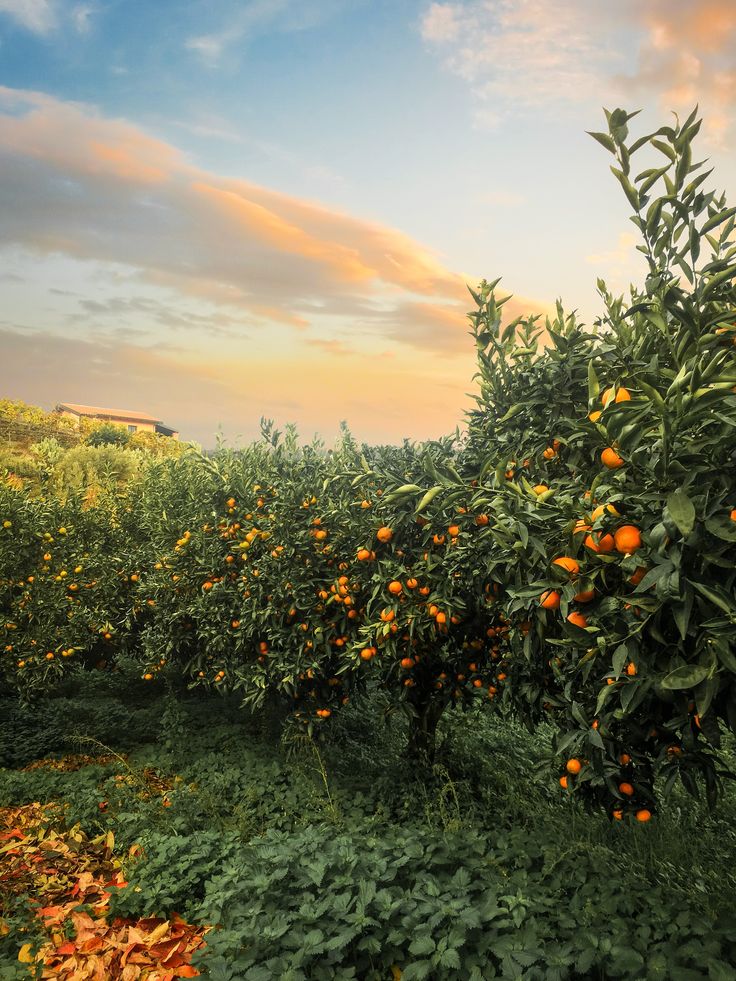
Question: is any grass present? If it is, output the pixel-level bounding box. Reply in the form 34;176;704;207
1;672;736;979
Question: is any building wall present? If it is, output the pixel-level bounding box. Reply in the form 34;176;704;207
58;410;158;434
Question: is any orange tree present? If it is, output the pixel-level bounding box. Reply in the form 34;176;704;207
454;106;736;817
127;427;506;758
0;485;148;697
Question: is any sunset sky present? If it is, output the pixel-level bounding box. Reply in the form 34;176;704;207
1;0;734;447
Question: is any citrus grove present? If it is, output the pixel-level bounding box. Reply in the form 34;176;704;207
1;107;735;829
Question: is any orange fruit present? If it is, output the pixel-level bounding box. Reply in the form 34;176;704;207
602;386;631;407
360;500;371;509
619;753;631;765
406;578;418;589
533;484;549;495
573;589;595;603
435;611;447;625
202;581;214;591
612;809;623;820
566;611;588;629
626;662;637;676
447;524;460;537
573;520;591;534
601;447;624;469
635;809;651;822
559;775;568;789
540;589;561;610
584;532;615;554
588;410;602;423
614;525;642;553
388;581;403;595
400;657;415;669
628;566;647;586
475;513;489;526
552;556;580;576
591;503;620;520
619;782;634;796
730;508;736;521
360;647;376;660
380;609;395;622
566;758;582;774
543;447;557;460
376;526;393;543
433;533;446;545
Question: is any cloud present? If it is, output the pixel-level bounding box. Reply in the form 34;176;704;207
419;0;736;144
420;2;462;42
0;86;551;360
70;2;95;33
419;0;622;127
185;0;350;65
615;0;736;148
0;322;482;446
0;0;56;33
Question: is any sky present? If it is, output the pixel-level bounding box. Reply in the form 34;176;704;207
0;0;734;447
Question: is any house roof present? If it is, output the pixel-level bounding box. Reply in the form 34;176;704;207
58;403;163;424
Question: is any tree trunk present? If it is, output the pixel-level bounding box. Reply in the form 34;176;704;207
407;698;445;764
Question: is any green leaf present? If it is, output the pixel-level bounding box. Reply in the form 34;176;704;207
587;130;617;154
587;361;600;403
666;489;696;537
415;486;444;513
661;664;709;690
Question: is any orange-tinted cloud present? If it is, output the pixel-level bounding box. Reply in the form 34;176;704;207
0;85;541;362
420;0;736;147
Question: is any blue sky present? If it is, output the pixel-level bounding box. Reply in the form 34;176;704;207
0;0;734;445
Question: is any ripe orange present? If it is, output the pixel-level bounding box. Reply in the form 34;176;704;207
567;611;588;629
540;589;561;610
380;609;395;622
473;677;483;688
435;611;447;625
602;386;631;407
202;581;214;591
612;809;623;820
619;782;634;797
559;775;568;789
584;532;615;554
731;508;736;521
614;525;642;553
566;758;582;774
552;556;580;576
635;809;651;822
388;581;403;596
360;647;376;660
573;589;595;603
314;529;327;541
591;503;620;520
601;447;624;469
406;578;418;589
543;447;557;460
588;410;602;423
447;524;460;537
475;513;489;526
433;533;446;545
376;526;393;543
357;548;373;561
626;662;637;676
400;657;415;669
619;753;631;765
360;500;371;509
533;484;549;495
